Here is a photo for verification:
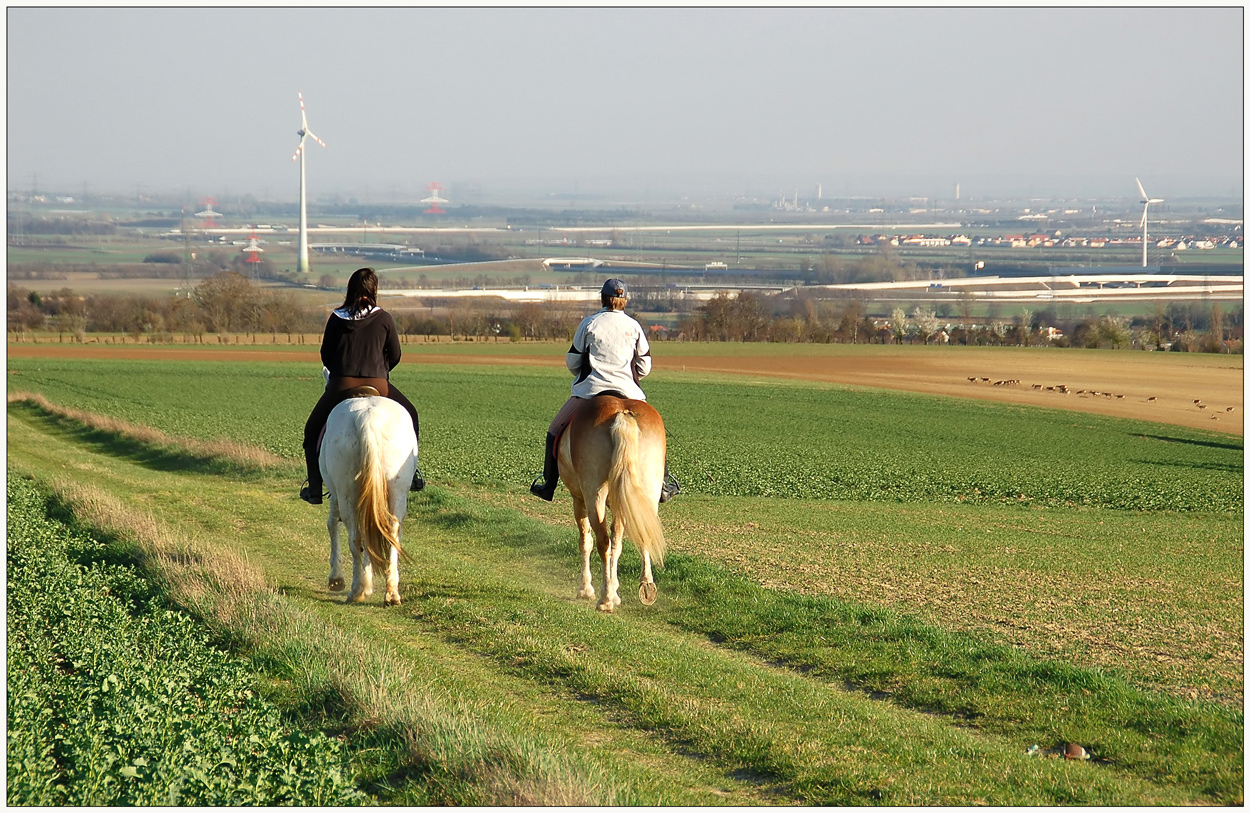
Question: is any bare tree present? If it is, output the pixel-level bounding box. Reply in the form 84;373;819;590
193;271;255;334
1016;307;1033;347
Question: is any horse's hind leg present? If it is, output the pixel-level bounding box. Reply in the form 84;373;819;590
593;491;620;612
384;520;401;606
601;511;625;612
573;495;596;601
327;497;346;592
347;529;373;602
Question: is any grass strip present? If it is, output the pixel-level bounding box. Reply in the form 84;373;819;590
658;554;1242;802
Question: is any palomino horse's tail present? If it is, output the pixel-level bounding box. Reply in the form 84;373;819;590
356;412;404;569
607;411;666;568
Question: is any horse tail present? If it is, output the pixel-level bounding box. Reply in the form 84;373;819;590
607;411;666;568
356;409;403;569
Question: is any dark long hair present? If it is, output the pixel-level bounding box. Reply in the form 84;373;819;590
341;267;378;317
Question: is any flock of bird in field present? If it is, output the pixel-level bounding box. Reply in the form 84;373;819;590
966;377;1236;421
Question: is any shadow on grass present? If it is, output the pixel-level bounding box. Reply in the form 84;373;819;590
1137;433;1244;452
1136;457;1244;475
9;399;278;480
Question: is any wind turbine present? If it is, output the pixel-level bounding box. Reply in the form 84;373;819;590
1135;177;1163;268
290;92;325;272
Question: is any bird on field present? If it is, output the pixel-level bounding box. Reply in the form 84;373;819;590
1147;396;1157;401
1193;399;1202;404
968;376;977;382
1115;394;1125;399
981;377;990;382
1211;415;1220;421
1225;406;1235;412
1198;404;1208;410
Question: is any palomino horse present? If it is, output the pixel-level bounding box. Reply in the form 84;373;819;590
320;392;418;605
558;395;667;612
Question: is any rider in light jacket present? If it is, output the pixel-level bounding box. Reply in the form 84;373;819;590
530;278;680;503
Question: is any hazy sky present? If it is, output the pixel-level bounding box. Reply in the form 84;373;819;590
7;6;1244;203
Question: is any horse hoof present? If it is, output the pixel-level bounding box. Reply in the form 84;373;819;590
597;602;615;613
577;587;596;601
385;593;401;606
638;582;657;606
328;577;345;592
346;592;367;603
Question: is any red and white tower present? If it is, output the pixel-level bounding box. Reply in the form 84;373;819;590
422;182;447;214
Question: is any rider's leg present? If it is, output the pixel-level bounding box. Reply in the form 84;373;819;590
530;432;559;501
531;396;583;500
384;382;424;491
301;391;339;504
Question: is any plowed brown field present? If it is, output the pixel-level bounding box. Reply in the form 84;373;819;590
8;341;1242;435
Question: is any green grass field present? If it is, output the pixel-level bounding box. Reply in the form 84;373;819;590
6;351;1243;804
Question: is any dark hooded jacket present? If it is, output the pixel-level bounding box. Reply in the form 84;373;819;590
320;306;401;379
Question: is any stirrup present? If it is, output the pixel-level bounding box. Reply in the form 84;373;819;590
659;472;682;504
299;480;324;505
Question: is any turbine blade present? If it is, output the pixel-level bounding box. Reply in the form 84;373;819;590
291;136;304;162
298;91;309;129
1135;177;1147;200
304;129;327;148
1140;204;1148;228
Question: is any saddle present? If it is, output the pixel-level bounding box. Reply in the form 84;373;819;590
316;386;382;452
557;391;631;457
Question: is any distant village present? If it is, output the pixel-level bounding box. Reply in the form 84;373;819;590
854;232;1239;251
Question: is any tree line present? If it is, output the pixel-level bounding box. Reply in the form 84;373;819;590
6;271;1242;354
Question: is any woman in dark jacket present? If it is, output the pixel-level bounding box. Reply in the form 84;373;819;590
300;267;421;504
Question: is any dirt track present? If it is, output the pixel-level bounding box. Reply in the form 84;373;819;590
8;343;1243;435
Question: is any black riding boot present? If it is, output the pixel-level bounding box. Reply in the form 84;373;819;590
659;460;681;504
300;444;323;505
529;433;559;501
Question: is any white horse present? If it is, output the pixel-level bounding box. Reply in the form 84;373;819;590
320;394;417;605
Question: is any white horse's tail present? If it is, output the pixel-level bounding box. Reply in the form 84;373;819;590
607;412;666;568
356;411;404;568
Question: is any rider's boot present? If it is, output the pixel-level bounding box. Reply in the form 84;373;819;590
300;446;324;504
659;460;681;504
411;462;425;492
529;433;559;501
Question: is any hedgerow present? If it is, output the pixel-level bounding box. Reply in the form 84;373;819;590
5;473;365;806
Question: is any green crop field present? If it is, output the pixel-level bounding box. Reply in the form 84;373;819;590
6;352;1243;804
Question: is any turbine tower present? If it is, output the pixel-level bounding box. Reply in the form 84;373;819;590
291;92;326;273
1135;177;1163;268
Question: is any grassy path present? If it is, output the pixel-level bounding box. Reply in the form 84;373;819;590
7;402;1240;804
